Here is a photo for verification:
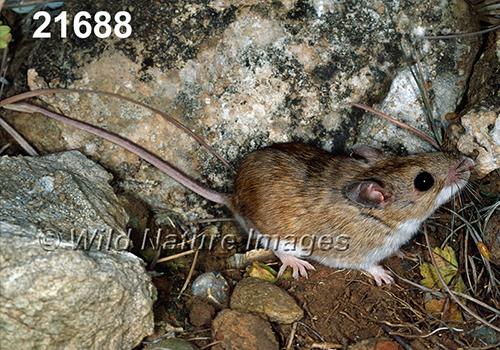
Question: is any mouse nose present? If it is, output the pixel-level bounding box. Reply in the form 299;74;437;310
450;157;474;183
463;157;474;172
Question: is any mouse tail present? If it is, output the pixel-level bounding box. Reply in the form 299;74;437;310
9;102;229;206
152;157;229;205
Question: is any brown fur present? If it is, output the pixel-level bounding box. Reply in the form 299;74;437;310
229;142;472;268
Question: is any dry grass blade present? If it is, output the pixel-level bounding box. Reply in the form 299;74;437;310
349;102;441;150
0;116;38;156
470;0;498;7
378;323;412;350
286;321;298;350
418;23;500;40
177;249;199;299
413;44;442;147
466;251;479;296
442;206;499;295
0;142;9;155
395;272;500;316
297;321;325;342
482;200;500;230
472;0;500;25
199;341;222;350
310;342;342;349
423;224;500;333
0;46;8;98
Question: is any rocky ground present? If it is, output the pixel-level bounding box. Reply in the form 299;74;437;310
0;1;499;349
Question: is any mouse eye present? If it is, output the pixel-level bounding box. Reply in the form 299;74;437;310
414;172;434;191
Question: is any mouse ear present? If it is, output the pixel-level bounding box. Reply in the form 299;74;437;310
348;144;385;164
346;181;393;208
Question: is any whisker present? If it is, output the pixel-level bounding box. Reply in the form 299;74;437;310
458;177;482;207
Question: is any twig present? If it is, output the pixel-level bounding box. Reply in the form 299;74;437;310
349;103;441;150
379;323;414;350
156;249;195;264
199;341;222;349
286;321;298;350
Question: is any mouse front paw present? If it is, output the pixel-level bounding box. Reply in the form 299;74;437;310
395;250;405;259
366;265;394;286
274;251;316;279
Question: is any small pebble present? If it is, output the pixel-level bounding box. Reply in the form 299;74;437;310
191;271;229;305
230;277;303;324
211;309;278;350
144;337;199;350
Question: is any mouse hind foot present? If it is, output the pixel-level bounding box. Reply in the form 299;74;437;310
274;251;316;279
365;265;394;286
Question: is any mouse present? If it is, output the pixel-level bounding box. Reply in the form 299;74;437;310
10;101;475;285
227;142;474;285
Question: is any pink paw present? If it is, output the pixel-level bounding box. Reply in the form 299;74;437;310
366;265;394;286
274;251;316;279
395;250;405;259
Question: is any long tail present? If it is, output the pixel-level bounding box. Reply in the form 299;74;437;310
6;102;229;205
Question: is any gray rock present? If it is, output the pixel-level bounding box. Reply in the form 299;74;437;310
0;151;129;248
360;66;470;154
449;30;500;178
230;277;303;324
191;271;229;305
357;0;483;153
143;336;199;350
211;309;279;350
3;0;480;220
0;151;156;350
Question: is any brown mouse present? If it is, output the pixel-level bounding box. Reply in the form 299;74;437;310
227;142;474;285
11;102;474;285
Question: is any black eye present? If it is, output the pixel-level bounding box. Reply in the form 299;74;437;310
414;172;434;191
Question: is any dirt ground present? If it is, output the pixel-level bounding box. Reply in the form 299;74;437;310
138;170;500;349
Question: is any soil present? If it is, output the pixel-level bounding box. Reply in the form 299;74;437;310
137;170;500;349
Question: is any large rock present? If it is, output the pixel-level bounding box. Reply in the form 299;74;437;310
449;29;500;178
4;0;481;220
0;151;156;350
0;150;129;245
